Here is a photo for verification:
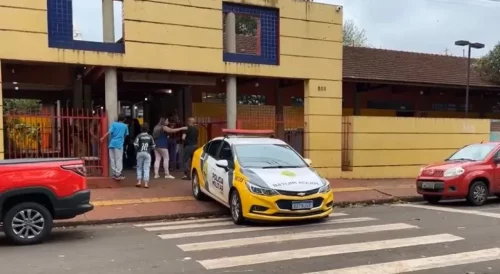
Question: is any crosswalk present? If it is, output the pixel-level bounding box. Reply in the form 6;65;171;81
134;212;500;273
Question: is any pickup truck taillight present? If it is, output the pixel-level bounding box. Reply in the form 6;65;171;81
61;164;88;177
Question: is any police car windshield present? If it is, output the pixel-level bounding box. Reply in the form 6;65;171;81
234;144;307;169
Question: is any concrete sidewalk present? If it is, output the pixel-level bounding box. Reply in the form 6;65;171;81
59;174;420;226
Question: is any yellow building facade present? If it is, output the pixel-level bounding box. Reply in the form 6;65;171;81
0;0;343;177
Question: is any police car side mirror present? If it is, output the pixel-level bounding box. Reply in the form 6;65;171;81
304;158;312;166
216;159;229;169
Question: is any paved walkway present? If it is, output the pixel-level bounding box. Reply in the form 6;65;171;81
60;171;419;226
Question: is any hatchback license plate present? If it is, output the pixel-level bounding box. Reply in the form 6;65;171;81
292;200;313;210
421;182;435;189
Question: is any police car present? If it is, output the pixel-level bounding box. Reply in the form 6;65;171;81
190;129;334;224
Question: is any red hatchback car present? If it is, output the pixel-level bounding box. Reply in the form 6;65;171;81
417;142;500;206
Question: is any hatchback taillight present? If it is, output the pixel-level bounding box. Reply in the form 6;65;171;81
62;164;88;176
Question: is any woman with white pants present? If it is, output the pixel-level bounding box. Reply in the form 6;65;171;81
152;117;186;179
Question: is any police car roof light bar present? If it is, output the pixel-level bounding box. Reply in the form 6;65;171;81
222;129;275;138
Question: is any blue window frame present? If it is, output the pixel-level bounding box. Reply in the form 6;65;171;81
223;2;279;65
47;0;124;53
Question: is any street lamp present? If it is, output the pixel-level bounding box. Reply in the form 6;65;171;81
454;40;485;118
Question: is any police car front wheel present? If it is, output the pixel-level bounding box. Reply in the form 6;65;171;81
230;189;245;225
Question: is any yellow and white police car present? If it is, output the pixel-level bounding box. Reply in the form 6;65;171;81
190;129;334;224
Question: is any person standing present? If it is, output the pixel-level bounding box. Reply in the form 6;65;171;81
182;117;198;180
152;117;187;179
100;114;129;180
134;123;155;188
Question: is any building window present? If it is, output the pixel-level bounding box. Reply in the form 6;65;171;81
222;3;279;65
47;0;124;53
202;93;266;105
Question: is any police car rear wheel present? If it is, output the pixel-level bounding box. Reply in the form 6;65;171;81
192;172;207;200
230;189;245;225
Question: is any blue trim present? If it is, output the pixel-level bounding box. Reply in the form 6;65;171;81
47;0;125;54
222;2;279;66
49;40;125;53
223;52;277;65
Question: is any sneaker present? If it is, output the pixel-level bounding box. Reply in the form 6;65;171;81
154;174;160;179
181;175;190;180
117;175;125;180
165;175;175;179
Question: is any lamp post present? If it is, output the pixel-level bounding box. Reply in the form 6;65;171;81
454;40;485;118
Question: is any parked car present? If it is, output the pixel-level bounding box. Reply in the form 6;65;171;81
190;129;334;224
0;158;93;245
417;142;500;206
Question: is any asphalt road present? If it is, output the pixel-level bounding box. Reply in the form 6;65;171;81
4;199;500;274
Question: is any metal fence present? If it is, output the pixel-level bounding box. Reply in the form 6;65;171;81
3;108;109;177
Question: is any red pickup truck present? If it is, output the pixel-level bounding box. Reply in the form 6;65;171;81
0;158;93;245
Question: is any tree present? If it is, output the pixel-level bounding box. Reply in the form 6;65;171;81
475;42;500;84
343;19;369;47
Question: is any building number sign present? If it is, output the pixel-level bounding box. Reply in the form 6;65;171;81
317;86;327;91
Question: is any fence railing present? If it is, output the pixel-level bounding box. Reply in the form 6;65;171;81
3;108;108;177
188;115;304;156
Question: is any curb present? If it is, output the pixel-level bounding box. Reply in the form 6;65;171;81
54;195;423;228
333;195;424;207
54;209;229;228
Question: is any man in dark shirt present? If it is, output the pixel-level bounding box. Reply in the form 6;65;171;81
134;123;155;188
182;117;199;180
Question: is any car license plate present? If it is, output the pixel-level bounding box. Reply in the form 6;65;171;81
421;182;435;189
292;200;313;210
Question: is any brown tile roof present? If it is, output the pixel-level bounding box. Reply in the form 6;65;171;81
343;46;500;88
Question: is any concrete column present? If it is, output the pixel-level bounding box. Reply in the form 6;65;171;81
225;12;237;129
102;0;118;125
0;60;4;159
102;0;115;43
104;68;118;124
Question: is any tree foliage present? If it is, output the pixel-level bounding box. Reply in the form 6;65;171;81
343;19;369;47
475;42;500;84
3;99;41;114
236;15;258;36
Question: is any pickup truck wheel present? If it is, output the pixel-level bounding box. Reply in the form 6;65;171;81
423;195;441;204
467;181;489;206
2;202;53;245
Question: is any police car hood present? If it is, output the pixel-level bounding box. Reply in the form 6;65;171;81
242;167;325;191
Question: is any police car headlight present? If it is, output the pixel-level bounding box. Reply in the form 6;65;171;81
319;179;332;193
245;182;279;196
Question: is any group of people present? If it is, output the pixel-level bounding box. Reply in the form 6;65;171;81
100;115;198;188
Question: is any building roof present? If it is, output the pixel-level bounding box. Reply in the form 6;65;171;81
343;46;500;88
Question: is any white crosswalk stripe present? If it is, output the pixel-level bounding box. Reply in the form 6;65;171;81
177;223;418;251
159;217;376;239
134;212;499;273
305;248;500;274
